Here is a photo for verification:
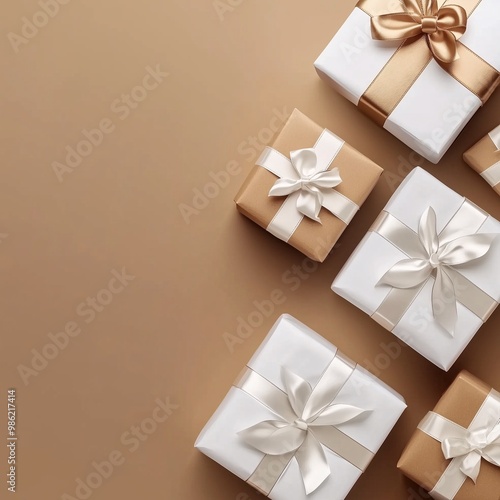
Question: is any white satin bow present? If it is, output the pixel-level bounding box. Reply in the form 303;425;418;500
269;148;343;222
379;207;496;335
238;367;369;495
442;420;500;483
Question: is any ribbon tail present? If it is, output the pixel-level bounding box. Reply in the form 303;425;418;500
297;190;323;223
295;432;330;495
460;451;482;483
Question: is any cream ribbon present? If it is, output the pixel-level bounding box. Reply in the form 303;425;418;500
371;0;467;63
489;125;500;152
481;125;500;188
236;354;373;496
257;130;359;243
418;389;500;499
378;206;496;335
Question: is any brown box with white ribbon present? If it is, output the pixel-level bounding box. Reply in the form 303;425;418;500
234;109;383;262
464;125;500;196
398;371;500;499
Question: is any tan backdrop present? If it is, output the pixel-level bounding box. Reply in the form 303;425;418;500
1;1;500;499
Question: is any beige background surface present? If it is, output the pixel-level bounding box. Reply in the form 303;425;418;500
1;1;499;499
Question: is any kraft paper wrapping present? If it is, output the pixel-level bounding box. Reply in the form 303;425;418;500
463;129;500;196
234;109;383;262
398;371;500;499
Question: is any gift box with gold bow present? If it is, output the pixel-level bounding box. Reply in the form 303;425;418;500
234;109;383;262
314;0;500;164
332;167;500;370
464;124;500;195
195;314;406;500
398;371;500;499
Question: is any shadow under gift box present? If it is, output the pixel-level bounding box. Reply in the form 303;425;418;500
314;0;500;164
398;371;500;499
463;124;500;195
195;314;406;500
332;167;500;371
234;109;383;262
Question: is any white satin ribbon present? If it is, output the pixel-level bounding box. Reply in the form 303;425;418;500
418;389;500;499
488;125;500;151
257;130;359;242
378;207;496;336
237;358;371;495
482;125;500;188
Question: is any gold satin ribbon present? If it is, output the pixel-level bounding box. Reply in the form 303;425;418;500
356;0;500;126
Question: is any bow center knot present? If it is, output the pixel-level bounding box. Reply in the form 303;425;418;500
429;252;441;269
421;16;438;34
293;419;309;431
467;429;489;451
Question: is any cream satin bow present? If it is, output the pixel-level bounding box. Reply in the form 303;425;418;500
239;367;369;495
269;148;343;223
379;207;496;335
442;420;500;483
371;0;467;63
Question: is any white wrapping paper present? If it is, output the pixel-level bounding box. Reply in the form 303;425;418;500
332;168;500;371
195;314;406;500
314;0;500;164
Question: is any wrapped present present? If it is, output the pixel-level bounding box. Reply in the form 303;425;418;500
195;314;406;500
398;371;500;499
332;167;500;370
314;0;500;164
464;124;500;195
234;109;383;262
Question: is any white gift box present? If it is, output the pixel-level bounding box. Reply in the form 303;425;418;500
332;168;500;371
314;0;500;164
195;314;406;500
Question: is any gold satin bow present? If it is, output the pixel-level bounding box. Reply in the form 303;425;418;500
371;0;467;63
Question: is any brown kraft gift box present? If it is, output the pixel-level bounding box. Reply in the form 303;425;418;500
234;109;383;262
398;371;500;499
463;127;500;196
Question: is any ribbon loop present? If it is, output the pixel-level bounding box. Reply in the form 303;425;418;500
238;365;371;495
371;0;467;63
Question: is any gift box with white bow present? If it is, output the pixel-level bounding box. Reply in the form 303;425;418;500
234;109;383;262
314;0;500;164
464;124;500;195
195;314;406;500
398;371;500;499
332;167;500;371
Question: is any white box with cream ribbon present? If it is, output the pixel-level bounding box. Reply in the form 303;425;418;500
332;167;500;371
195;314;406;500
314;0;500;164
